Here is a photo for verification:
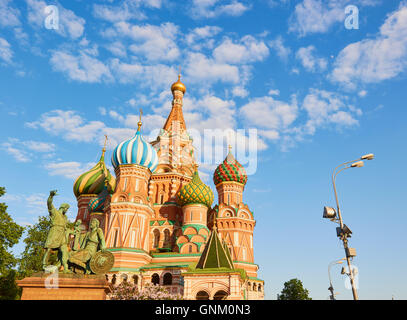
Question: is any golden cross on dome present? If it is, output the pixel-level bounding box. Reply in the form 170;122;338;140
227;131;233;153
137;108;143;131
102;134;108;155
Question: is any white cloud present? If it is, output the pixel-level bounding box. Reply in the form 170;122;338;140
50;50;113;83
26;109;136;150
26;0;86;39
185;52;240;85
213;35;269;64
26;110;105;143
296;45;328;72
185;25;222;50
358;90;368;97
331;3;407;88
191;0;250;19
300;89;360;135
0;0;20;28
289;0;382;36
105;22;180;62
240;95;298;131
1;138;56;162
268;36;291;61
0;37;13;64
232;86;249;98
45;161;95;179
110;59;177;90
240;88;361;151
92;0;163;22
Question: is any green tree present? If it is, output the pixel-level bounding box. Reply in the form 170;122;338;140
19;215;53;277
0;187;24;300
278;278;312;300
0;270;21;300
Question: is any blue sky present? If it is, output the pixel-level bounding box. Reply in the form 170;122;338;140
0;0;406;300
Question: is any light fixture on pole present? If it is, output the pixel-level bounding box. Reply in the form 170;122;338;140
328;258;346;300
323;153;374;300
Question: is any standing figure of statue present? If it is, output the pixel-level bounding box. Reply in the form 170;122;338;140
42;190;71;273
66;219;85;252
68;218;107;274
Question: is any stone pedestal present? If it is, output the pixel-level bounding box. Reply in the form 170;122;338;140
17;272;111;300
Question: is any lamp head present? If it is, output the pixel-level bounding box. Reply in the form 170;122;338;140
351;161;364;168
323;206;337;219
361;153;374;160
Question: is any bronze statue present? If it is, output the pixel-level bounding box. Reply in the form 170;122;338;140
68;218;113;274
42;189;114;275
42;190;71;273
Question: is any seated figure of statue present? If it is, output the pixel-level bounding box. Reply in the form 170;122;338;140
68;218;106;274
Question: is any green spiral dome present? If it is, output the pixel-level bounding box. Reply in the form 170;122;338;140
177;170;214;208
73;151;116;198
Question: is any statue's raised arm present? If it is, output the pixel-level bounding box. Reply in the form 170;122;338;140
47;190;58;215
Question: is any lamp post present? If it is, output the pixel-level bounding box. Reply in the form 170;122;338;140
323;153;374;301
328;259;345;300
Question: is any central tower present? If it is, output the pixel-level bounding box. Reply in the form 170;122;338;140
148;75;197;250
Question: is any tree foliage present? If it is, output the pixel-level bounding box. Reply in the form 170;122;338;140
278;278;312;300
0;187;24;300
0;187;24;276
19;215;56;277
0;270;21;300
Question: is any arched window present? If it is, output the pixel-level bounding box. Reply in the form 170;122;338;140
163;273;172;285
163;229;171;248
151;273;160;285
252;283;256;291
153;229;160;248
213;290;228;300
258;284;262;292
196;291;209;300
132;275;139;285
248;282;251;290
111;274;117;285
121;274;128;283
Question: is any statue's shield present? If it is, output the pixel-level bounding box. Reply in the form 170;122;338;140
89;251;115;274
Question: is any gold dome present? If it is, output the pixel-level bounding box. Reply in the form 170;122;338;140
171;74;186;94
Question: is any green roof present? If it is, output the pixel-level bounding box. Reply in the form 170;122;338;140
195;226;234;270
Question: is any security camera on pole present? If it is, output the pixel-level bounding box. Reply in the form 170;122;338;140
323;153;374;300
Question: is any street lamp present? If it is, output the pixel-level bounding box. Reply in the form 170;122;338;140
328;258;346;300
323;153;374;300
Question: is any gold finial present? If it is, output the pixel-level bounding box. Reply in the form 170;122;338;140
137;108;143;131
193;163;199;172
171;68;186;94
228;144;232;153
102;134;108;156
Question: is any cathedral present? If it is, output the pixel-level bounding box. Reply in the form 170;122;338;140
72;76;264;300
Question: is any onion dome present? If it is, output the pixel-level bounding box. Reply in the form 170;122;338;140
111;120;158;172
88;187;108;213
213;148;247;186
73;147;116;198
177;170;214;208
171;74;186;94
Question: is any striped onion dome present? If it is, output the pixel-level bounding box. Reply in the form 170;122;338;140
88;187;108;213
111;124;159;172
177;170;214;208
213;151;247;186
73;150;116;198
